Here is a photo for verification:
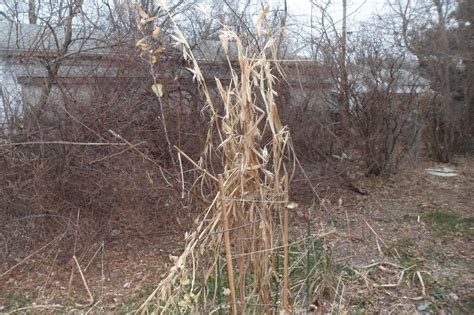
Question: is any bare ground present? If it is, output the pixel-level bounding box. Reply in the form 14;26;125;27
0;156;472;314
318;155;473;314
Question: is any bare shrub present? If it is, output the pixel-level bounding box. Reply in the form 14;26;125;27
275;62;340;161
323;31;423;175
419;90;459;163
0;50;207;258
0;0;210;255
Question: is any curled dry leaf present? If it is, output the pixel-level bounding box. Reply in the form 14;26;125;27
138;7;148;19
154;47;165;54
136;38;148;51
152;27;161;39
139;16;157;27
287;202;299;209
152;84;164;97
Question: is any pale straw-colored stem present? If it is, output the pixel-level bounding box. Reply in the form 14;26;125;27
219;174;238;315
282;173;290;310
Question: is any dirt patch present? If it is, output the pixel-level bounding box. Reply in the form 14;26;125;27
0;156;473;313
322;156;474;313
0;229;186;313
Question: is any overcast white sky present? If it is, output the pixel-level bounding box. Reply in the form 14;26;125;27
286;0;388;30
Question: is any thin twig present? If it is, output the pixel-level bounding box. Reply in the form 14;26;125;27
364;220;388;250
232;231;336;258
84;242;104;272
39;249;60;297
174;145;218;182
89;141;145;164
73;256;94;307
0;233;64;279
7;304;63;313
416;271;426;296
109;129;174;187
0;141;128;147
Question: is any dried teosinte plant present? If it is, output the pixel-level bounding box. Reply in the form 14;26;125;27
137;4;296;314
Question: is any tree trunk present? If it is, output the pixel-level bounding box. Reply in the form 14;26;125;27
28;0;37;24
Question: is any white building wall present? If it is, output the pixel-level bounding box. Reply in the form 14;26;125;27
0;58;23;132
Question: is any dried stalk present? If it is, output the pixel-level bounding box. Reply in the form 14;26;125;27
219;175;238;315
73;255;94;307
137;4;295;313
282;173;290;310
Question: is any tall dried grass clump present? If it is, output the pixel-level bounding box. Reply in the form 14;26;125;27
137;6;296;314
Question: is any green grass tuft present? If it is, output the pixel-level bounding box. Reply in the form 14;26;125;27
426;210;474;236
0;292;34;311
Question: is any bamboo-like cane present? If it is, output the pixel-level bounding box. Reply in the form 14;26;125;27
282;173;290;310
219;174;238;315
